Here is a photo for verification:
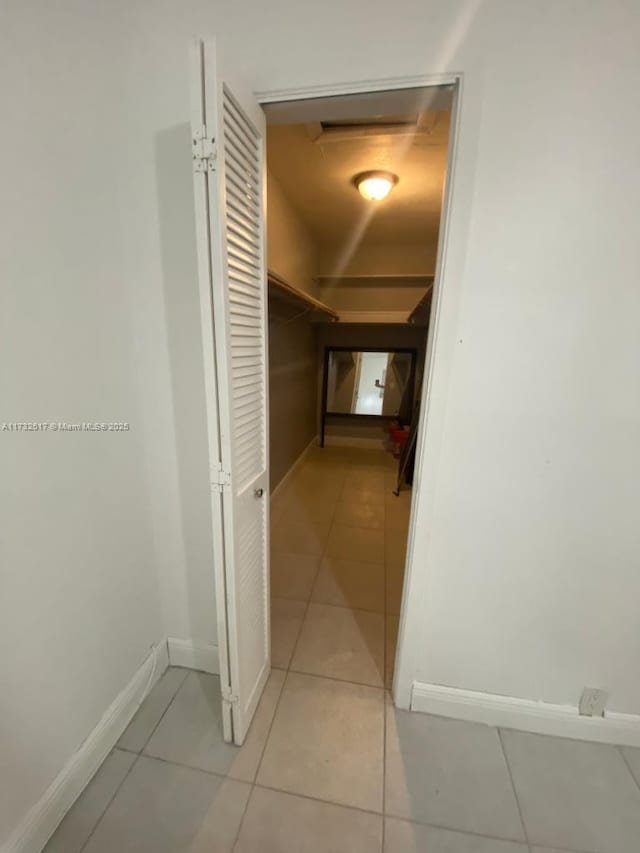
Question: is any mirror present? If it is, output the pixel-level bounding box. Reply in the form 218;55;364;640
325;349;415;417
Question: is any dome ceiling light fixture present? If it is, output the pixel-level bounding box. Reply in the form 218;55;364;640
353;170;399;202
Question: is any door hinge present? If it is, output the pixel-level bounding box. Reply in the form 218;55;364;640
192;125;216;172
211;462;231;492
222;689;239;705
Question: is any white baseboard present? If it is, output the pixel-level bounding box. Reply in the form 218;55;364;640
270;435;318;505
167;637;220;674
270;435;318;529
323;435;386;449
5;640;169;853
411;681;640;747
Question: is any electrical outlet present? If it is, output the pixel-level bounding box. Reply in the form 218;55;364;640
579;687;608;717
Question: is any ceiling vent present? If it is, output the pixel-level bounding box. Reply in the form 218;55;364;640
307;112;440;143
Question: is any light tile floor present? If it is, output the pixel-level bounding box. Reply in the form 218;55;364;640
45;447;640;852
271;446;407;692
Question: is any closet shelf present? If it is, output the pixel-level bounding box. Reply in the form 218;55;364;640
315;274;434;285
314;274;434;326
268;270;339;322
336;310;412;325
408;282;434;325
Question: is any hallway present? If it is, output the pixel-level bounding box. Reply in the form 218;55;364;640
269;445;410;691
43;448;640;852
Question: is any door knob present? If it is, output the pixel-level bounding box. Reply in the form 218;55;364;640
254;487;264;498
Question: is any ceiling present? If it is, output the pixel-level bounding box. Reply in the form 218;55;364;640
266;110;450;246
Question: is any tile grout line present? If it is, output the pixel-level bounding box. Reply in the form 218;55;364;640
262;454;392;851
497;727;531;850
75;667;189;853
386;470;415;844
85;741;548;852
383;810;540;847
251;780;545;848
382;687;387;852
274;593;385;615
76;753;140;853
253;781;384;818
125;728;603;853
381;469;389;853
283;667;386;691
283;459;343;672
287;664;384;690
266;454;387;849
526;845;596;853
294;459;387;688
138;668;190;753
245;665;288;789
229;788;252;852
382;463;413;850
282;557;320;671
108;681;554;851
234;458;347;847
121;750;231;779
337;463;387;693
254;456;342;781
228;768;255;852
311;455;386;852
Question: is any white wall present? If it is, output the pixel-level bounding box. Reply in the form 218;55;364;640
400;2;640;713
0;3;169;845
3;0;640;843
115;0;637;714
0;1;213;845
151;125;217;650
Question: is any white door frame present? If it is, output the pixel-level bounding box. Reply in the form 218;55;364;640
255;72;464;709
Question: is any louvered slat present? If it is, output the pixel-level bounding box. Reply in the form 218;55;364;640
223;87;265;499
227;203;260;237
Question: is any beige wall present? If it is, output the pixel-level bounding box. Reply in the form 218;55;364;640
318;240;438;277
267;169;319;299
268;306;318;489
383;354;412;415
329;353;358;412
319;279;430;313
267;171;320;489
317;324;429;364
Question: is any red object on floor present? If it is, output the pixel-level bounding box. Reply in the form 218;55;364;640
389;427;409;458
390;428;409;447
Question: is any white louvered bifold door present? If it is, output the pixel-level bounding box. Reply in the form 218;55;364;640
190;39;270;745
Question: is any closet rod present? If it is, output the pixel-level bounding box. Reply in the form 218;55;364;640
268;269;339;322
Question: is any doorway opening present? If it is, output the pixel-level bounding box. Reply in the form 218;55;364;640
264;83;455;693
190;41;459;742
353;351;386;415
